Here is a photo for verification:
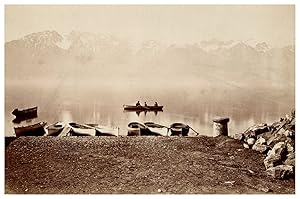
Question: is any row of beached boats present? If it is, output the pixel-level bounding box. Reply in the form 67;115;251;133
13;121;198;137
127;121;195;136
12;106;199;137
14;122;119;137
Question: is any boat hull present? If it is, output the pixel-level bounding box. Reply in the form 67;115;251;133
47;122;65;136
12;107;37;116
170;123;190;136
123;105;163;111
147;127;169;136
69;123;96;136
95;126;119;136
127;121;148;136
144;122;169;136
12;107;38;123
14;122;47;137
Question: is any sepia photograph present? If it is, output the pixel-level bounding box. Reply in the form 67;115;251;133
4;3;295;194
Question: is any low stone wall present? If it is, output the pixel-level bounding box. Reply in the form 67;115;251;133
233;110;295;179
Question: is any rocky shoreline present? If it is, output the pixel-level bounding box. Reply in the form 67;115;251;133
233;110;295;179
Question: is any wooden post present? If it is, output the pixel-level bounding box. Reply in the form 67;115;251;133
213;117;230;136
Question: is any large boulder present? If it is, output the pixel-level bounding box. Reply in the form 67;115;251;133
266;165;294;179
252;142;268;154
243;143;250;149
263;142;287;169
255;137;267;145
264;154;282;169
266;133;288;148
252;137;268;153
246;138;256;146
286;142;294;153
243;123;270;141
258;131;273;142
270;142;287;157
284;152;295;167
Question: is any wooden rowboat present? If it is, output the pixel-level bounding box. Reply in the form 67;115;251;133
144;122;169;136
123;105;163;111
12;106;38;123
12;106;38;117
86;124;119;136
14;121;47;137
127;121;148;136
46;122;65;136
69;122;96;136
170;123;190;136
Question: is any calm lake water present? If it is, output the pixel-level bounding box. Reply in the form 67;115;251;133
5;81;294;137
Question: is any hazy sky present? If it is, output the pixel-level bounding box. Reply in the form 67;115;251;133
5;5;294;46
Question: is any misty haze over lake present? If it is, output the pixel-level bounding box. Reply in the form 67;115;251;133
5;5;294;136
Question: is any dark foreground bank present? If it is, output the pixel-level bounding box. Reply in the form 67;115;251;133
5;136;295;194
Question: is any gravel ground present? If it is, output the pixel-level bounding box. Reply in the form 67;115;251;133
5;136;295;194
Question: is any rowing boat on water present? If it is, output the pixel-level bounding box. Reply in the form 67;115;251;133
170;123;190;136
12;106;38;123
12;106;38;117
14;121;47;137
144;122;169;136
123;105;163;111
69;122;96;136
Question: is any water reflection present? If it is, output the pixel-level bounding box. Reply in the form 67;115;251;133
123;109;163;117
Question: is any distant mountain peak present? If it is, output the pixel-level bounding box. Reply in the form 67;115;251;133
21;30;63;49
255;42;270;52
6;30;63;50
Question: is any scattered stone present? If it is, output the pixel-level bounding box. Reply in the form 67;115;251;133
247;169;255;174
157;189;162;193
260;187;272;193
256;184;272;193
266;165;294;179
247;138;256;146
243;143;250;149
224;181;235;185
255;137;266;145
233;133;244;141
252;143;268;153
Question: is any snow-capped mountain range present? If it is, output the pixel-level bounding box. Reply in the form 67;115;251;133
6;30;287;55
5;30;294;90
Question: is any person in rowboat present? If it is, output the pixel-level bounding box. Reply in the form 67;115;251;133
154;102;158;106
144;102;148;107
136;101;141;106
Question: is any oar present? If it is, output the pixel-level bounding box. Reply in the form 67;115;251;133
187;125;200;136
